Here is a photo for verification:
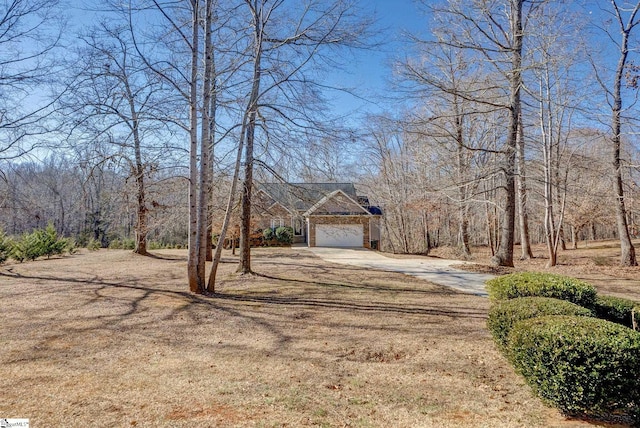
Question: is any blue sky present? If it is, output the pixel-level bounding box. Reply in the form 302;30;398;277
328;0;426;116
330;0;633;120
64;0;628;123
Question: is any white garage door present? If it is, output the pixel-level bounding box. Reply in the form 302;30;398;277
315;224;363;247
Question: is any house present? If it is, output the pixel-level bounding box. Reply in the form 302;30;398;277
253;183;382;248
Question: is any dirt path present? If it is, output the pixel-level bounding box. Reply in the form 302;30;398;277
307;247;493;297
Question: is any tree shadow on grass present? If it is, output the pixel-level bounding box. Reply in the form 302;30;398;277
143;252;187;261
0;268;486;322
253;271;459;297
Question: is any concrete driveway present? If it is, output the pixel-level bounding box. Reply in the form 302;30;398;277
307;247;492;297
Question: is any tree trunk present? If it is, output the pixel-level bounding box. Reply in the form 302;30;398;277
459;206;471;257
134;164;147;256
237;7;263;275
491;0;522;268
611;6;638;266
571;225;578;250
187;0;203;293
544;157;557;267
206;16;217;263
132;130;147;256
238;117;256;274
207;120;246;292
516;113;533;260
196;0;213;286
121;59;147;256
455;103;471;258
422;210;431;255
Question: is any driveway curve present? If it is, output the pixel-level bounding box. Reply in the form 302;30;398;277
307;247;493;297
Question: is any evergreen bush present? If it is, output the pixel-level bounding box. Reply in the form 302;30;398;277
35;223;69;258
262;227;275;241
108;238;135;250
486;272;597;307
87;238;101;251
16;232;41;261
9;224;70;262
487;297;593;349
0;229;12;264
508;315;640;417
275;226;293;244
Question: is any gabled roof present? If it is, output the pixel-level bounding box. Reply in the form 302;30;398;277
255;182;359;212
303;189;371;216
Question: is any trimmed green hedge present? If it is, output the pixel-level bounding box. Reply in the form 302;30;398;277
487;297;593;349
508;315;640;417
486;272;597;307
591;295;640;329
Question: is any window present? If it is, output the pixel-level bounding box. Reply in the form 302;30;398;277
270;218;284;229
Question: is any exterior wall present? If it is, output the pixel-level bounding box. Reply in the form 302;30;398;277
370;216;381;241
252;204;292;230
369;216;381;250
253;204;306;243
308;215;371;248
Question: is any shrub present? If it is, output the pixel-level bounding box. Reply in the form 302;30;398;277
262;227;275;241
487;297;593;349
124;239;135;250
66;239;77;255
13;231;41;262
275;226;293;244
108;238;135;250
508;315;640;417
87;238;101;251
0;229;12;264
9;224;70;262
10;236;26;262
591;295;640;329
486;272;597;307
148;241;166;250
35;223;69;258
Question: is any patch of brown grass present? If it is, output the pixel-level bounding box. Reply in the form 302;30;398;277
0;248;611;427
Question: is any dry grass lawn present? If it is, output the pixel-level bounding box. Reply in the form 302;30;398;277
0;245;636;427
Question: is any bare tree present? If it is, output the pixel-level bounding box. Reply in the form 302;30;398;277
524;4;585;266
0;0;65;161
591;0;640;266
399;41;496;258
124;0;225;292
65;22;174;255
234;0;371;275
413;0;534;267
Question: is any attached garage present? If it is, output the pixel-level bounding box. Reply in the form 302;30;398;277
315;224;364;247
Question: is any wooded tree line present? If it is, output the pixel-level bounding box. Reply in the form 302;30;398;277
0;0;370;293
359;0;640;268
1;0;640;294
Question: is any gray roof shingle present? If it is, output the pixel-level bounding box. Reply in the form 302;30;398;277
255;182;358;212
